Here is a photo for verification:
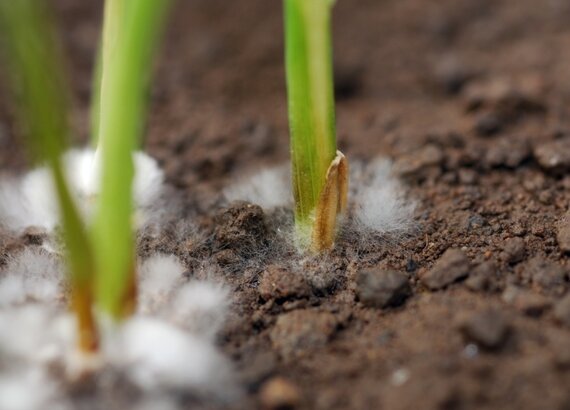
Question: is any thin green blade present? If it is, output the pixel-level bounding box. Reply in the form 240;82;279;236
0;0;97;349
285;0;337;230
93;0;171;317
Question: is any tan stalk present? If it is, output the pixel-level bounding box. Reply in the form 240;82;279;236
71;283;99;353
311;150;349;252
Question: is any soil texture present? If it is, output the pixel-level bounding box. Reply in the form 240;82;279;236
1;0;570;409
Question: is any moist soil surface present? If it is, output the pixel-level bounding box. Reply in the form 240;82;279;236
2;0;570;409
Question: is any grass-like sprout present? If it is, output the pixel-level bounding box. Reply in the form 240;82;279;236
0;0;99;352
93;0;171;318
285;0;348;252
0;0;170;353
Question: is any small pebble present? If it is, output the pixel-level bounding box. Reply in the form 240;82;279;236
459;309;510;350
465;261;499;292
458;168;478;185
500;237;525;264
474;112;502;136
270;310;338;359
393;144;444;178
501;285;552;317
421;249;470;290
554;295;570;327
259;377;301;410
390;368;411;386
522;257;567;296
556;213;570;253
484;138;531;169
433;56;472;95
356;269;410;308
462;343;479;359
213;201;268;258
258;265;310;302
549;333;570;369
534;137;570;174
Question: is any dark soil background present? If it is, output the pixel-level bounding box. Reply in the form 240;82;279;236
2;0;570;409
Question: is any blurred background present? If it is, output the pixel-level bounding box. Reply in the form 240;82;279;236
1;0;569;187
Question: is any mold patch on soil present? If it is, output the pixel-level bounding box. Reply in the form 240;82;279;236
1;0;570;409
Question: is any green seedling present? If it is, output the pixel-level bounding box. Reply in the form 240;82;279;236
93;0;171;318
0;0;99;352
284;0;348;252
0;0;170;353
90;0;125;148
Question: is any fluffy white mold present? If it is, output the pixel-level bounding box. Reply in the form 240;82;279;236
137;254;186;314
0;148;164;232
350;158;416;235
105;316;237;397
0;168;59;231
0;306;73;365
223;158;415;239
124;257;236;398
137;255;231;341
0;248;64;308
133;396;180;410
0;253;237;406
224;165;291;210
0;367;70;410
168;281;230;340
132;151;165;209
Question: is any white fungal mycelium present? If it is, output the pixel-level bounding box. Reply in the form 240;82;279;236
168;281;230;340
224;158;416;242
0;167;59;232
104;316;236;396
0;367;70;410
0;148;164;232
350;158;416;236
137;255;231;348
0;248;64;308
0;253;238;409
223;164;291;210
137;254;187;314
0;305;72;364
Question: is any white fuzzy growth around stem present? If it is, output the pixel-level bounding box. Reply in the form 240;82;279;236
0;367;70;410
138;255;231;341
0;253;237;407
0;148;164;232
168;281;230;340
0;305;74;366
0;248;64;308
138;254;186;314
0;168;59;231
224;158;415;239
351;158;416;235
224;165;291;210
105;316;237;397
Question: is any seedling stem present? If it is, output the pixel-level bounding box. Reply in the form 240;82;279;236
285;0;348;252
93;0;170;317
0;0;99;352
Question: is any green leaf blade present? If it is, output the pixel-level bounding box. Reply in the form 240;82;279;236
93;0;171;317
285;0;337;237
0;0;98;350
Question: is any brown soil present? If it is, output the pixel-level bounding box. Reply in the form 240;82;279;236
2;0;570;409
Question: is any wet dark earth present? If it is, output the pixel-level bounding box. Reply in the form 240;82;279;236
1;0;570;409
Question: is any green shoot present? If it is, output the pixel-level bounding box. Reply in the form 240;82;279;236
92;0;171;318
0;0;98;352
284;0;348;251
90;0;126;148
89;46;102;147
0;0;171;350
